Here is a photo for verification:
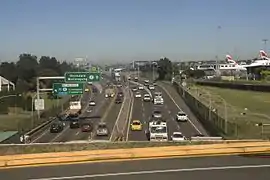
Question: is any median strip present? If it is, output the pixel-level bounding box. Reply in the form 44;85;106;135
0;141;269;168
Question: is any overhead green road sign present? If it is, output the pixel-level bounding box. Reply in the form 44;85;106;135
65;72;101;82
53;83;84;96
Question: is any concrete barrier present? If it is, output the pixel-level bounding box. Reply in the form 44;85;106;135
0;142;270;168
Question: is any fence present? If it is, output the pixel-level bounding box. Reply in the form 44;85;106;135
172;81;267;139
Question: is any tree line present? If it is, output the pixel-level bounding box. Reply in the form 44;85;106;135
0;53;76;113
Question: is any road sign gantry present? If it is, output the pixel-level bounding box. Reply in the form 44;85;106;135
65;72;100;83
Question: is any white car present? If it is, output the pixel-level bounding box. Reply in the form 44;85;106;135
138;86;144;90
149;85;155;90
143;94;151;101
135;92;141;98
89;101;96;106
176;111;188;122
171;132;186;142
144;80;149;83
132;87;138;92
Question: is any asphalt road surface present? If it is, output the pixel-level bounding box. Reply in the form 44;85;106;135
31;78;121;143
1;155;269;179
128;80;202;141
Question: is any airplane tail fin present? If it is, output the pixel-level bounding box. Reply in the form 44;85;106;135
226;54;237;64
259;50;269;59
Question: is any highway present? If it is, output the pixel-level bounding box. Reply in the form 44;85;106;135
128;79;203;141
31;77;123;143
1;155;269;179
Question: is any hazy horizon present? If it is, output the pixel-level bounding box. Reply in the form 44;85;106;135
1;0;269;63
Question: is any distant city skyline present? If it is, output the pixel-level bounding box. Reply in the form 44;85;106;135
0;0;269;63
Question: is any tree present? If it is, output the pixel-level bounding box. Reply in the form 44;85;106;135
157;57;172;80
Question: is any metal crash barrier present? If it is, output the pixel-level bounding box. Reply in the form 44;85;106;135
191;136;223;141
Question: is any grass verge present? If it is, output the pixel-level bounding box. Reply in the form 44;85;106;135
0;141;262;156
0;95;70;131
187;84;270;138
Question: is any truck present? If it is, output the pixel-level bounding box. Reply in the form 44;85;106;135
105;88;115;98
67;101;82;115
148;120;168;142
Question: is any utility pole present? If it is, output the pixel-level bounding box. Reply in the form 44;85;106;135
262;39;268;52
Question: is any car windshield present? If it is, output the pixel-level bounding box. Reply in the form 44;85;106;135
132;121;141;125
178;113;186;116
150;126;166;133
98;124;107;128
154;111;161;114
173;133;183;138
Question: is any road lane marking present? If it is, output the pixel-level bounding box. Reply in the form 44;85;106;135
159;85;202;134
75;131;80;136
31;129;50;143
109;88;127;141
28;164;270;180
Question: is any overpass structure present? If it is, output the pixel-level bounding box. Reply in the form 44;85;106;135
0;76;15;91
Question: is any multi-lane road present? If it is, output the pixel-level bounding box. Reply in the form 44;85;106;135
30;77;125;143
28;73;209;143
1;155;269;179
128;79;207;141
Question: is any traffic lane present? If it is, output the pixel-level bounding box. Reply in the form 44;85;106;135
156;86;200;138
128;89;149;141
1;155;270;180
53;91;104;142
67;91;110;141
94;89;122;140
31;90;93;143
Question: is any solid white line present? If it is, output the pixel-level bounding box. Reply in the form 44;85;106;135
126;90;134;141
159;85;202;134
28;164;270;180
109;88;127;141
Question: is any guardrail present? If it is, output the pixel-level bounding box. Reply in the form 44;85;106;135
0;142;269;168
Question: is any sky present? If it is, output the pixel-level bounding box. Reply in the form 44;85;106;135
0;0;270;63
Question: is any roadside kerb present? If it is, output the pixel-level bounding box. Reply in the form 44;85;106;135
0;142;270;168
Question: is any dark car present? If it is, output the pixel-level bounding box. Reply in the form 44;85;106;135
69;120;80;129
115;97;122;104
67;114;79;121
50;121;64;133
117;92;124;97
92;87;98;93
81;122;93;132
152;110;162;118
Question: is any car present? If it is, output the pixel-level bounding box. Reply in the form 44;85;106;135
149;85;155;90
138;86;144;90
117;92;124;97
135;92;141;98
81;122;93;132
132;87;138;91
84;88;89;92
176;111;188;122
92;87;98;93
171;132;186;142
143;94;151;101
50;121;64;133
128;76;131;80
134;77;138;82
96;122;109;136
152;110;162;118
144;79;150;83
66;114;79;121
69;120;80;129
116;83;122;88
88;82;93;85
115;97;122;104
130;120;143;131
154;92;162;97
89;101;96;106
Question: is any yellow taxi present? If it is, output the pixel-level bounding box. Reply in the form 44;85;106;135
85;88;89;92
131;120;142;131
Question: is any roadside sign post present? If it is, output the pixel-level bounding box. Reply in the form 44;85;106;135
65;72;101;83
53;83;84;96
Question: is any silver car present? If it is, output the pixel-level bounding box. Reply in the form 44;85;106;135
96;123;109;136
